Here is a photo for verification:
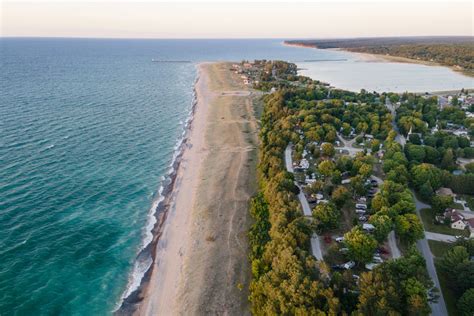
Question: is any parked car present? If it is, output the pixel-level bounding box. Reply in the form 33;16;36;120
362;223;375;232
343;261;356;270
372;256;383;263
365;262;380;270
339;247;349;253
335;236;345;242
355;209;366;214
355;203;367;209
358;215;367;222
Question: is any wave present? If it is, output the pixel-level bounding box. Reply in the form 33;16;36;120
115;66;199;313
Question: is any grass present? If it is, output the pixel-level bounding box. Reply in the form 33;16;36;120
428;240;451;257
451;202;464;210
428;241;459;316
419;208;468;236
434;261;459;316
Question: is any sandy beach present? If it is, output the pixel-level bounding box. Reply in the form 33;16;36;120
135;62;258;315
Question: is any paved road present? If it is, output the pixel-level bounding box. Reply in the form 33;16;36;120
285;144;323;260
388;230;401;259
412;191;449;316
385;99;406;146
425;232;457;243
285;145;294;173
336;132;364;157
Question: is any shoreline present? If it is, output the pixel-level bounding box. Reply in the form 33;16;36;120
284;42;473;77
116;67;201;315
122;62;257;315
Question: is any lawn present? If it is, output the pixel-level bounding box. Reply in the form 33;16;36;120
434;261;459;316
428;241;459;316
419;208;469;237
428;240;451;257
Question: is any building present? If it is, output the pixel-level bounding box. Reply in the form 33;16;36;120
435;187;455;197
452;219;467;230
466;218;474;238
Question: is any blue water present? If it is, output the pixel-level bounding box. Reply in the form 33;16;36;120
0;38;471;315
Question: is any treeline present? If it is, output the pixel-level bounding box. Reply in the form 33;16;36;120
349;44;474;74
249;91;340;314
284;37;474;74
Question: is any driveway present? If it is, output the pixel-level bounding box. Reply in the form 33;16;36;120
425;232;457;243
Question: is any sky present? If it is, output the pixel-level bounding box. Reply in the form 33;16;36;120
1;0;473;38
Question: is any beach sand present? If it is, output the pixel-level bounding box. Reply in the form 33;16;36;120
136;62;259;315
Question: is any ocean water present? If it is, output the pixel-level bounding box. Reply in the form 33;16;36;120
0;38;472;315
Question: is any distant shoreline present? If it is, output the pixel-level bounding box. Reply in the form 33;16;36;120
283;41;473;77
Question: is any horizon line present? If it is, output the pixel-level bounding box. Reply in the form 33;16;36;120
2;35;473;40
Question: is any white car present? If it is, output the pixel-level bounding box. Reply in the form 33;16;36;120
372;256;383;263
343;261;356;269
358;197;367;203
355;209;366;214
335;236;345;242
365;262;380;270
355;203;367;209
363;223;375;231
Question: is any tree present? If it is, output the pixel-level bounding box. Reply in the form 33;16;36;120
356;251;431;316
406;144;426;162
369;214;393;242
458;288;474;316
453;261;474;294
411;163;442;191
313;202;340;233
321;142;335;157
431;195;453;214
344;227;378;263
418;182;434;201
358;163;372;178
439;245;469;273
371;139;381;153
465;162;474;174
318;160;335;177
395;214;424;245
441;148;456;170
332;185;350;207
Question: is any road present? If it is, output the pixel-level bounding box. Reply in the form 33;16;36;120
336;132;364;157
388;230;401;259
425;232;457;243
385;98;406;146
285;144;324;260
412;191;449;316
